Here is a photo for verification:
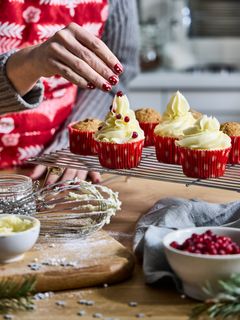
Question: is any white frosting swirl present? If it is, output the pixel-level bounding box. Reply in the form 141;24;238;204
154;91;196;137
176;115;232;150
95;93;144;143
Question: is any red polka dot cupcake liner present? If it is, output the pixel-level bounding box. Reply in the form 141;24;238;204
228;136;240;164
139;122;159;147
154;135;181;165
95;139;144;169
178;147;231;179
68;123;97;156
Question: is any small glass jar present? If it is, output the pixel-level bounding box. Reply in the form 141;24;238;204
0;174;36;215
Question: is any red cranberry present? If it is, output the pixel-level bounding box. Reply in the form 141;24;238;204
171;230;240;256
116;114;122;120
117;91;123;97
132;132;138;139
170;241;179;249
124;116;130;122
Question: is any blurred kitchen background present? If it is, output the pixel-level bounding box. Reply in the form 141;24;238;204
129;0;240;122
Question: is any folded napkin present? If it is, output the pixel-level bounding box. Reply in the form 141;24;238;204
133;198;240;288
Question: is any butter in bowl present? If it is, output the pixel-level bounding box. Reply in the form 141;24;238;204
0;214;40;263
163;227;240;301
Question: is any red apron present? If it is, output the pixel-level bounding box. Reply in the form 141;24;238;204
0;0;109;168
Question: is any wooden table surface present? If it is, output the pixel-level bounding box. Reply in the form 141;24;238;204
1;170;240;320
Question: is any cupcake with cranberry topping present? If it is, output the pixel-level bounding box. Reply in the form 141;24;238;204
154;91;196;164
94;91;145;169
220;122;240;164
135;108;161;147
176;115;231;178
68;118;102;155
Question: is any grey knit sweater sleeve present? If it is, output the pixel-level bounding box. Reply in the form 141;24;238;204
0;51;44;114
44;0;140;153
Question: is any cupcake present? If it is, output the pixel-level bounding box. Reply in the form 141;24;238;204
94;91;145;169
135;108;161;147
68;118;102;155
154;91;196;164
220;122;240;164
176;115;231;179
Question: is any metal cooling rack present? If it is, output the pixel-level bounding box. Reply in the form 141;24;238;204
29;147;240;193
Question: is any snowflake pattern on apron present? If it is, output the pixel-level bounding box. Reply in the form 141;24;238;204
0;0;108;168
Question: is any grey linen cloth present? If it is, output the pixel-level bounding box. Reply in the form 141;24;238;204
133;197;240;287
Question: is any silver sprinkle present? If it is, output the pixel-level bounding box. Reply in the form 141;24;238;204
3;315;14;320
103;283;108;288
86;300;95;306
28;263;42;271
56;300;66;307
67;261;78;267
78;299;87;305
128;301;138;307
49;243;56;248
33;293;45;300
180;294;186;299
33;258;38;262
93;313;103;318
136;314;145;318
77;310;86;316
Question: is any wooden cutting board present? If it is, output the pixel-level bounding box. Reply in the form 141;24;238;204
0;231;135;292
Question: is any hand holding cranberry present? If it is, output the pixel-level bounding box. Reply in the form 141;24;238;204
6;23;123;96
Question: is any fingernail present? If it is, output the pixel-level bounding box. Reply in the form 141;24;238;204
87;82;96;89
108;75;119;86
102;82;112;92
114;63;123;75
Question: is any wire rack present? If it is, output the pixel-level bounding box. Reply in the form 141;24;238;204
29;147;240;193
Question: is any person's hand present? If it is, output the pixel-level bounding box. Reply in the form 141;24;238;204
30;165;101;185
6;22;123;96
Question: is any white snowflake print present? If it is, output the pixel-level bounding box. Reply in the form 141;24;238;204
82;23;102;36
18;145;43;161
39;0;103;17
23;6;41;23
1;133;20;147
43;76;69;90
37;24;65;39
0;118;15;134
101;4;109;21
0;37;21;54
0;22;25;39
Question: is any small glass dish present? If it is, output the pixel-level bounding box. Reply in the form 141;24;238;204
0;174;36;216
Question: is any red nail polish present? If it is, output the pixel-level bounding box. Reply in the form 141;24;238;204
102;83;112;92
108;75;119;86
114;63;123;75
87;82;96;89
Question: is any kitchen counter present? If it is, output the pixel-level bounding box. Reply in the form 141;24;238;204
2;171;240;320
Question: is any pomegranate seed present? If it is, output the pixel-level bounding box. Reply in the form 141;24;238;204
116;114;122;119
124;116;130;123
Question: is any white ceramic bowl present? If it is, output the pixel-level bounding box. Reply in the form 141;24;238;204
163;227;240;301
0;215;40;263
